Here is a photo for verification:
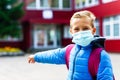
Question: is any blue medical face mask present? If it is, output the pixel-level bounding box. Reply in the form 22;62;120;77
72;30;94;47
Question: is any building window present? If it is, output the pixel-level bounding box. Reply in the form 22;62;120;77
64;25;72;38
26;0;71;10
33;24;61;49
102;0;117;3
103;15;120;39
94;19;100;36
75;0;99;9
113;23;119;36
26;0;36;9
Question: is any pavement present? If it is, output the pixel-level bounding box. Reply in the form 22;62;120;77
0;53;119;80
109;53;120;80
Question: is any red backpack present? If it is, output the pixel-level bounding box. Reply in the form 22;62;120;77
65;44;115;80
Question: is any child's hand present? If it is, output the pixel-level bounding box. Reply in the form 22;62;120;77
28;55;35;63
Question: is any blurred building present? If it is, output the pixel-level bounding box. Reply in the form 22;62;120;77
1;0;120;53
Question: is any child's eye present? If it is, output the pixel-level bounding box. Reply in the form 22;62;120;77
72;28;79;33
82;27;89;31
74;28;79;31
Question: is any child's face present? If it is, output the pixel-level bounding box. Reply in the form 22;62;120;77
70;17;96;35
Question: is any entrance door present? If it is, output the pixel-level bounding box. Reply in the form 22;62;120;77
33;24;60;49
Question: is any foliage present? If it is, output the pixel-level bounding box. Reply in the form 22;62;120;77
0;46;24;56
0;0;24;38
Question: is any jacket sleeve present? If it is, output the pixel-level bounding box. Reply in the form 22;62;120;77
97;50;114;80
34;47;67;64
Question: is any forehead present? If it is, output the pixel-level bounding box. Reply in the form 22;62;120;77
70;18;92;27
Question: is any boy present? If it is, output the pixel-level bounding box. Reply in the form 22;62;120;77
28;10;114;80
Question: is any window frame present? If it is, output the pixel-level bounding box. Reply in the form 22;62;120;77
102;0;117;4
63;25;72;38
75;0;99;9
26;0;72;10
103;15;120;39
94;19;100;35
33;24;60;49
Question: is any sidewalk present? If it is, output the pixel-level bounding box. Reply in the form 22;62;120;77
109;53;120;80
0;55;68;80
0;53;119;80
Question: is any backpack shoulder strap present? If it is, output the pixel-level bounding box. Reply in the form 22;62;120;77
89;48;115;80
65;44;74;69
88;48;103;79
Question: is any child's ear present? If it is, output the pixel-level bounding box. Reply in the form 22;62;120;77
92;27;96;34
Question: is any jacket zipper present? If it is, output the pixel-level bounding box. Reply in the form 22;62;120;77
71;49;80;80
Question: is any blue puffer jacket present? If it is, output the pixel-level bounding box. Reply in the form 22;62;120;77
34;38;114;80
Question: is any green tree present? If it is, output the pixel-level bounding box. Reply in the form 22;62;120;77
0;0;24;39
